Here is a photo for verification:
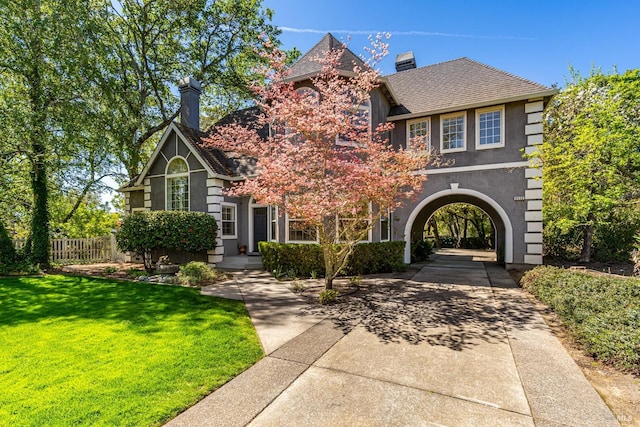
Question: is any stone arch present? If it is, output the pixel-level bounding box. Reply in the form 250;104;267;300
404;188;513;264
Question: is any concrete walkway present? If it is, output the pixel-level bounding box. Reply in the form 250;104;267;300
167;250;619;427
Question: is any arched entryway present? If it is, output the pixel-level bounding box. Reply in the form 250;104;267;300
404;188;513;264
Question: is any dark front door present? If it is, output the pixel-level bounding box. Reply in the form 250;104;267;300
253;207;268;252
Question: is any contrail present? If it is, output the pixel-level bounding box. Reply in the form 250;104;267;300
280;26;534;41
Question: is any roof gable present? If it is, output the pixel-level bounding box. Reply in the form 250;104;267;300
385;57;556;118
131;108;268;188
287;33;366;82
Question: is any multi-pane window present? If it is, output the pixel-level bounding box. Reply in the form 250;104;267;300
380;209;390;242
221;203;237;238
441;112;466;152
166;158;189;211
407;118;430;150
287;218;317;242
476;106;505;149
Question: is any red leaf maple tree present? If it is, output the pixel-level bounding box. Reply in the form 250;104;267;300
206;35;431;289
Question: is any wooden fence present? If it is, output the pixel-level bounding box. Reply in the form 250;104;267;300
13;235;126;264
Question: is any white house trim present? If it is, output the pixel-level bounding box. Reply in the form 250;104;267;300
387;89;558;122
248;198;269;253
134;122;242;187
403;188;514;264
419;161;529;175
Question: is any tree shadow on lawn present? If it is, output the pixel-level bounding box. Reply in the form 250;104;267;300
0;274;244;329
301;279;544;352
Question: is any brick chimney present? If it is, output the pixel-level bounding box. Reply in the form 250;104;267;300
178;77;201;130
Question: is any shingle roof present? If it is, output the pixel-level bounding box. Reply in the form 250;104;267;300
287;33;365;81
385;57;555;117
175;106;266;178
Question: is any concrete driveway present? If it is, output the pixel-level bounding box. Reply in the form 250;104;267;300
167;250;619;427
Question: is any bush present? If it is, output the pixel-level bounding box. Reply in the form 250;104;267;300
259;241;405;278
411;239;432;263
319;289;339;305
521;266;640;374
346;241;406;275
177;261;217;286
116;211;218;272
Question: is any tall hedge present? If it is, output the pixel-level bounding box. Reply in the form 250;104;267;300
116;211;218;271
259;241;405;277
521;266;640;374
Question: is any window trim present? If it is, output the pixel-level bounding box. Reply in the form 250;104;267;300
165;156;190;211
380;209;391;242
221;202;238;239
285;213;318;244
269;205;278;242
475;105;505;150
440;111;467;153
406;117;431;150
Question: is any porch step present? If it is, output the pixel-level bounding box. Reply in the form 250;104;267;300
216;254;264;270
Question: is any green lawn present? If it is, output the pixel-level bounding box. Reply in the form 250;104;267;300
0;275;264;426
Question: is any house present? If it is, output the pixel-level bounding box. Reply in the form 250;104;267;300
120;33;557;269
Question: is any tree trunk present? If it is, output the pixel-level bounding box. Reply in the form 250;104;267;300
580;213;595;263
431;219;441;248
28;9;50;268
30;144;50;267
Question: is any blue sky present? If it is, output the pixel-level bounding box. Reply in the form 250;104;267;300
263;0;639;88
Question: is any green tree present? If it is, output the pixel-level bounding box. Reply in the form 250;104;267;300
541;69;640;262
0;0;104;266
101;0;283;179
426;203;493;249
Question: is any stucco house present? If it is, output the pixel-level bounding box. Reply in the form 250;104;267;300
120;33;557;269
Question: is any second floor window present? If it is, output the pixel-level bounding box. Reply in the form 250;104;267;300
407;118;430;150
476;105;505;149
441;112;466;153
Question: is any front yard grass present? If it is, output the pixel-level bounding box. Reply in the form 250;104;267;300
0;275;263;427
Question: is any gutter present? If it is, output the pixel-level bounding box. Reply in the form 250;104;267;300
387;89;559;122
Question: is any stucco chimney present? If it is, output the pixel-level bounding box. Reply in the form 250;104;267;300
178;77;201;130
395;51;416;72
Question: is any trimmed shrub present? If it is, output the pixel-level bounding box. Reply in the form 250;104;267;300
346;241;405;275
521;266;640;374
319;289;339;305
258;240;405;278
116;211;218;272
177;261;218;286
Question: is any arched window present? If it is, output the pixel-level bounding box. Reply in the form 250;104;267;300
166;157;189;211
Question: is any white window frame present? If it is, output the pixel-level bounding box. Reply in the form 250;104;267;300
440;112;467;153
165;156;189;211
475;105;505;150
269;205;278;242
380;209;391;242
221;202;237;239
406;117;431;150
285;213;318;243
